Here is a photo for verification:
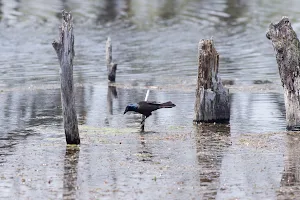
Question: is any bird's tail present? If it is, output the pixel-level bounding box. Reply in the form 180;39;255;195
159;101;176;108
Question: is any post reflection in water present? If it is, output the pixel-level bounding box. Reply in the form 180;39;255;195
158;0;178;21
223;0;249;25
0;0;2;22
195;124;230;199
96;0;118;24
105;85;118;125
123;0;132;17
107;85;118;115
63;146;80;200
278;133;300;198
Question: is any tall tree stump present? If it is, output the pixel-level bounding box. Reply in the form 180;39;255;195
194;39;230;123
266;16;300;130
52;10;80;144
106;37;117;82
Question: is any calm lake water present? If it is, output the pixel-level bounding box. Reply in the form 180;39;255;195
0;0;300;199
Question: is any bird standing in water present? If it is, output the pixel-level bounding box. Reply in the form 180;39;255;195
124;101;176;123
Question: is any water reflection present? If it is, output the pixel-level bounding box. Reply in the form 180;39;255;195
195;124;230;199
278;133;300;198
230;92;286;134
76;86;87;125
3;0;20;26
1;0;300;198
158;0;178;21
0;90;62;135
63;145;80;199
0;0;2;22
107;85;118;115
0;138;17;164
0;89;62;165
105;85;118;125
122;0;132;17
96;0;118;24
223;0;249;26
0;0;291;87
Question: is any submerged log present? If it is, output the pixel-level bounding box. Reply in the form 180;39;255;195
52;10;80;144
194;39;230;124
266;16;300;130
106;37;117;82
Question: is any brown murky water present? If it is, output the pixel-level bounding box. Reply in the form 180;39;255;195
1;0;300;199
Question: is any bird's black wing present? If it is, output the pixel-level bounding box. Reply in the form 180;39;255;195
144;101;176;108
138;101;162;108
137;101;161;115
143;101;162;106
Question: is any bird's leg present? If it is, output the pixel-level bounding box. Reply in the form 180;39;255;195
141;115;149;124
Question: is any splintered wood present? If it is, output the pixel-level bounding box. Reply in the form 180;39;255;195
267;16;300;130
52;10;80;144
106;37;117;82
194;39;230;124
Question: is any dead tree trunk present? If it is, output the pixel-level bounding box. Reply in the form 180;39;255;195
266;16;300;130
194;39;230;124
52;10;80;144
106;37;117;82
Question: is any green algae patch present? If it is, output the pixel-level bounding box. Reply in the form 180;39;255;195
134;151;154;159
167;125;187;130
66;144;80;150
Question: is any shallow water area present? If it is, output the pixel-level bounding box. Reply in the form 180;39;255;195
1;0;300;199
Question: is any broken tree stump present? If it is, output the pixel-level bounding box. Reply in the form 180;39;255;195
266;16;300;130
52;10;80;144
194;39;230;124
106;37;117;82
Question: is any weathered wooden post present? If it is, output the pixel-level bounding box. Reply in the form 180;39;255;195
140;89;150;132
266;16;300;130
106;37;117;82
194;39;230;124
52;10;80;144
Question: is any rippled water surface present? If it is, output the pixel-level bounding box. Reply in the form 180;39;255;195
1;0;300;199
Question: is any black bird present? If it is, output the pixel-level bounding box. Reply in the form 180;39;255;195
124;101;176;123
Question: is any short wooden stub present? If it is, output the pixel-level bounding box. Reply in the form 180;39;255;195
106;37;117;82
194;39;230;124
52;10;80;144
267;16;300;130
